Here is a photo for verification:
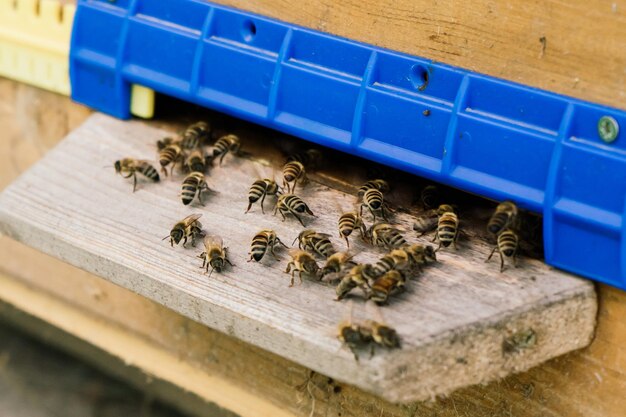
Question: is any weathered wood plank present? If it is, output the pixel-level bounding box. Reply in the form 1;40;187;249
215;0;626;111
0;113;596;403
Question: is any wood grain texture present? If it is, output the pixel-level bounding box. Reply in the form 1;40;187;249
0;113;596;403
214;0;626;110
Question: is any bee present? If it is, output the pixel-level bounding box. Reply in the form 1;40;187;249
248;229;288;262
181;171;213;206
362;320;401;349
404;243;437;270
367;223;406;249
337;321;372;361
486;229;519;272
373;248;412;276
274;194;315;227
433;205;459;251
157;136;177;151
369;270;406;305
287;149;323;169
420;185;440;209
198;235;233;276
114;158;160;192
184;148;211;173
294;230;336;258
213;134;241;165
321;252;356;279
338;211;366;247
284;250;319;287
357;179;390;198
163;214;204;247
181;121;210;149
335;264;376;301
487;201;519;235
360;188;388;221
246;178;280;214
282;161;306;193
158;143;183;176
412;213;438;236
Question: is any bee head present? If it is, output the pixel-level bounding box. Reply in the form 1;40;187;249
170;229;184;245
376;326;400;348
424;245;437;262
210;257;224;272
341;326;363;345
114;160;122;174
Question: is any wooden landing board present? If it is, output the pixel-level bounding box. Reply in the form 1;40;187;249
0;114;596;403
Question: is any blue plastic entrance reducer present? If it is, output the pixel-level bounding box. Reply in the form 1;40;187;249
70;0;626;290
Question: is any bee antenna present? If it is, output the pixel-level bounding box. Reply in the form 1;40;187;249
292;236;300;246
161;235;170;241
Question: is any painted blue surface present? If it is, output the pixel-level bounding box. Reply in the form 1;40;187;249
70;0;626;290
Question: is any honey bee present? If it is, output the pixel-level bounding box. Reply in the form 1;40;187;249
367;223;406;249
249;229;288;262
158;143;183;176
487;201;519;235
373;248;412;276
181;121;210;149
163;213;204;247
338;211;366;247
198;235;233;276
294;230;336;258
285;250;319;287
246;178;280;214
412;213;438;236
404;243;437;269
282;161;306;193
357;179;390;198
335;264;376;301
362;320;401;349
114;158;160;192
213;134;241;165
321;252;356;279
274;194;315;227
420;185;440;209
184;148;211;173
287;149;323;169
360;188;388;221
369;270;406;305
181;172;213;205
433;205;458;251
486;229;518;272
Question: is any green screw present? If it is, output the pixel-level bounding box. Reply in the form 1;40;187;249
598;116;619;143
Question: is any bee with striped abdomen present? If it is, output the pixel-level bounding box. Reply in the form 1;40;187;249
369;270;406;305
282;161;306;193
420;185;440;209
285;250;320;287
487;201;519;235
158;143;183;176
360;188;388;222
184;148;211;173
367;223;406;249
287;149;323;169
338;211;366;247
181;172;213;206
213;134;241;165
274;194;315;227
373;248;412;276
246;178;280;214
198;235;233;276
357;179;390;198
335;264;376;301
294;230;336;258
114;158;160;192
163;214;204;248
486;229;518;272
433;205;459;251
248;229;288;262
181;121;210;149
321;252;356;280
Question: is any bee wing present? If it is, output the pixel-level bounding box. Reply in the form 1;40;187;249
182;213;203;224
204;235;223;248
313;232;333;239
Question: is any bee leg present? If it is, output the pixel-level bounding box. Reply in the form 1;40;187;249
276;238;289;248
270;247;280;260
434;241;443;253
279;210;287;222
132;173;138;193
369;344;376;359
245;201;253;213
344;236;350;248
289;270;295;287
219;153;227;165
485;246;497;262
359;204;364;217
350;346;360;362
285;262;293;274
431;233;438;243
294;213;306;227
260;194;266;214
299;270;304;284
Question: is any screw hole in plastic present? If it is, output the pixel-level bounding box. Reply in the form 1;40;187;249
410;64;429;91
242;20;257;42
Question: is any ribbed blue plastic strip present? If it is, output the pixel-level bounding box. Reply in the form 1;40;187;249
69;0;626;291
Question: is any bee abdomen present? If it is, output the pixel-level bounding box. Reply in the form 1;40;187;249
313;238;335;258
181;172;203;205
159;146;179;167
385;231;407;248
498;230;518;257
250;235;270;261
283;161;304;182
137;163;160;181
438;213;458;246
488;212;509;234
213;138;229;156
421;185;439;209
248;180;267;203
363;189;383;209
